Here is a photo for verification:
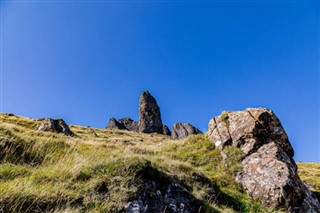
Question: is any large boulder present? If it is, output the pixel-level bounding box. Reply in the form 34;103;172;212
208;108;320;212
208;109;293;156
172;122;202;139
138;91;163;134
37;118;73;136
239;142;320;211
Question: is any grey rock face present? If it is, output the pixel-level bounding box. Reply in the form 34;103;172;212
138;91;163;134
119;118;139;132
124;162;206;213
208;109;293;156
106;118;139;132
239;142;320;211
172;123;202;139
162;125;171;136
208;108;320;212
106;118;126;130
37;118;73;136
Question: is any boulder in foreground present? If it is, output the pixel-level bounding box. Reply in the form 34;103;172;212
208;108;320;212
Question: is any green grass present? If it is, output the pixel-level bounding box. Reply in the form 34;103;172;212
297;162;320;201
0;113;307;212
221;111;230;129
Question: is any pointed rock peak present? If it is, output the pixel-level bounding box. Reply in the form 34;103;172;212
141;90;151;96
139;91;163;133
140;91;158;105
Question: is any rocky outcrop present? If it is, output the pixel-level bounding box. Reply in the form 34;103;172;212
106;118;139;132
208;108;320;212
138;91;163;134
106;118;126;130
119;118;139;132
124;161;207;213
37;118;73;136
106;91;194;137
162;125;171;136
239;142;320;211
172;122;202;139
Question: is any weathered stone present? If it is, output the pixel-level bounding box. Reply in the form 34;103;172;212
138;91;163;134
208;108;320;212
124;161;206;213
162;125;171;136
37;118;73;136
172;122;202;139
238;142;320;211
119;118;139;132
106;117;138;132
208;108;293;156
106;118;126;130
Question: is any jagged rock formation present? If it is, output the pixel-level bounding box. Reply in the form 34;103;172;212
138;91;163;134
37;118;73;136
162;125;171;136
106;118;139;132
172;122;202;139
208;108;320;212
119;118;139;132
106;91;200;137
106;118;126;130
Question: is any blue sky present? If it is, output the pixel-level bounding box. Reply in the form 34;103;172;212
1;1;319;162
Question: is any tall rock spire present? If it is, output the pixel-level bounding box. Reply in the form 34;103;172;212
138;91;163;133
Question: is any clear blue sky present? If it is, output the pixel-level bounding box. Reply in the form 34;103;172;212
1;1;319;162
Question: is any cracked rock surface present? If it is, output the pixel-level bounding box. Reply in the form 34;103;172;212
208;108;320;212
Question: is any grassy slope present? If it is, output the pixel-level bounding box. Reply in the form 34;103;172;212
297;162;320;201
0;114;315;212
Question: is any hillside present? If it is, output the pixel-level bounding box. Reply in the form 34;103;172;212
0;113;319;212
297;162;320;202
